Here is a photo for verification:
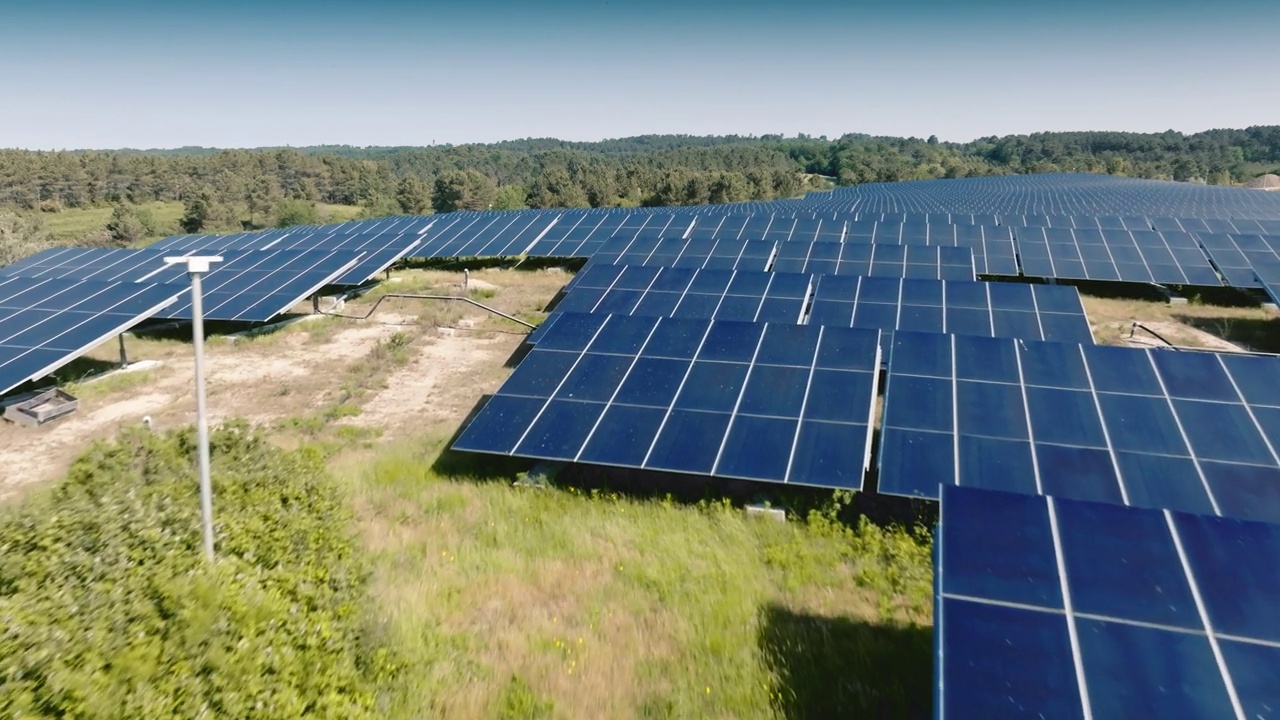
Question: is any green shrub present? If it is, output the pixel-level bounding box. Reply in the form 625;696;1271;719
0;423;393;718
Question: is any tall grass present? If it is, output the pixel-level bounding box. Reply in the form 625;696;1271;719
347;437;934;720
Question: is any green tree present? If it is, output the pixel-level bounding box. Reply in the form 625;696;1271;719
708;171;751;204
528;167;589;208
106;203;149;245
245;176;280;227
395;176;431;214
431;169;498;213
0;211;51;265
179;187;222;234
360;193;402;219
493;184;529;211
770;169;802;198
273;198;319;228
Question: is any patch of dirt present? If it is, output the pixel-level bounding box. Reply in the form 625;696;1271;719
342;330;522;438
0;319;436;497
466;278;499;292
0;391;177;498
1107;321;1246;352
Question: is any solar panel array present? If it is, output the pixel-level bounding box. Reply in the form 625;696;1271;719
454;315;881;488
7;171;1280;718
0;276;182;394
150;219;425;286
543;264;1094;345
938;485;1280;720
808;173;1280;218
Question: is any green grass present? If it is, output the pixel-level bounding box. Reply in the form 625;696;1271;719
64;369;155;399
318;203;368;223
41;201;185;241
37;201;365;245
346;438;934;720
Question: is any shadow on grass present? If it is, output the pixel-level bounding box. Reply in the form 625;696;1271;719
759;604;932;720
1174;314;1280;353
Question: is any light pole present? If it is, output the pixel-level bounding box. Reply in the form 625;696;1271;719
165;255;222;562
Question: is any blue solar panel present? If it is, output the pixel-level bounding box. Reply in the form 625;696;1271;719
879;332;1280;522
937;484;1280;720
453;315;880;488
537;265;1092;346
1;248;361;323
0;277;183;395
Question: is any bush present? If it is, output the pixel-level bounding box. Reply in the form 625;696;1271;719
106;203;156;245
0;423;393;718
274;198;320;228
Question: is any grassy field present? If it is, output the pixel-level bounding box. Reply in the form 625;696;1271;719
317;202;370;223
41;200;186;240
37;200;365;244
343;441;933;720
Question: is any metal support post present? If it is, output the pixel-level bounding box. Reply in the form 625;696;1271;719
165;255;222;563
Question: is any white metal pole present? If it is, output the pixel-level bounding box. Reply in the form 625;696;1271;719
190;269;215;562
165;255;221;563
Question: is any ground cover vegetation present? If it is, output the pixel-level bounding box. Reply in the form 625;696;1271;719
0;423;934;719
0;266;935;717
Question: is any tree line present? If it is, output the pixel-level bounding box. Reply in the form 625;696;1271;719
1;127;1279;235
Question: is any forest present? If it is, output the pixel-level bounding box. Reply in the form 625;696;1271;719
2;126;1279;242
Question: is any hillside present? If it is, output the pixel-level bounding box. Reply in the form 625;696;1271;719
3;128;1280;222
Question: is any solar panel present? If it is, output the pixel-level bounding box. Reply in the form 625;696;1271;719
149;250;360;322
937;484;1280;720
1197;233;1280;288
453;315;881;489
540;266;1093;346
806;173;1280;219
584;237;976;280
879;332;1280;522
771;243;976;280
0;277;183;395
2;248;361;323
1014;227;1221;285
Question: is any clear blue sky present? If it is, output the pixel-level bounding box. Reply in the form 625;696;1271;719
1;0;1277;149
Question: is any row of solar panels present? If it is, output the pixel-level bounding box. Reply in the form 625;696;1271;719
157;206;1280;255
152;208;1280;295
809;172;1280;219
540;262;1094;346
0;239;424;395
